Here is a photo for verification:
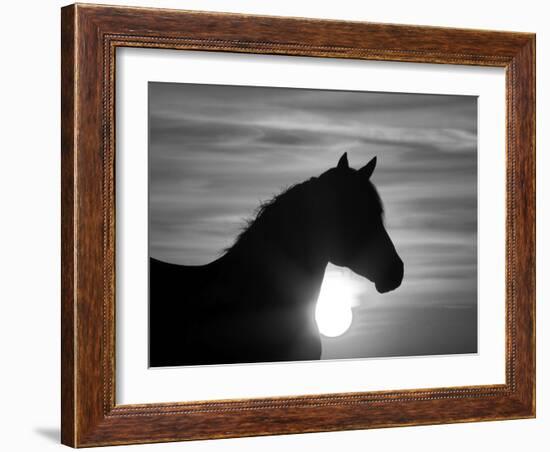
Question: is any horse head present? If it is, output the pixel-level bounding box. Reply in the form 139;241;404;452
317;153;403;293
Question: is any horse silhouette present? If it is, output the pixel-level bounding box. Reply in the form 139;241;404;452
149;153;403;367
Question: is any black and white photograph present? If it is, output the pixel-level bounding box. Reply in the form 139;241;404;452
148;82;478;367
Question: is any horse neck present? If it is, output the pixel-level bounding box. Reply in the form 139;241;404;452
227;181;328;282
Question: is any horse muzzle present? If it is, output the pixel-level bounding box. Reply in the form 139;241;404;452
374;257;404;294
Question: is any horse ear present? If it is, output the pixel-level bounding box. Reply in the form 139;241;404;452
337;152;349;170
359;156;377;179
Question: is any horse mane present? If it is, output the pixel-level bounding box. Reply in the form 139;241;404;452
226;177;317;253
224;168;385;256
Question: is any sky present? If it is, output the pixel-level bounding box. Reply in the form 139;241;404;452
149;81;478;359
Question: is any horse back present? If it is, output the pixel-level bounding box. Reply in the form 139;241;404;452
148;257;217;366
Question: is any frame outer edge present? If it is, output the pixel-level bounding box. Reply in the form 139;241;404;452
60;3;536;447
531;35;536;418
61;3;77;448
515;35;536;416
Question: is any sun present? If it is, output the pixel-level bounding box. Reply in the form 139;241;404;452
315;269;355;337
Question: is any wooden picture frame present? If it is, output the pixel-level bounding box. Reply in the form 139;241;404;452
61;3;535;447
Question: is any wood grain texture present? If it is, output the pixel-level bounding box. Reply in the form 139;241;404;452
60;3;536;447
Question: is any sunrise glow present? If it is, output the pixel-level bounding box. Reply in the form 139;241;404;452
315;270;355;337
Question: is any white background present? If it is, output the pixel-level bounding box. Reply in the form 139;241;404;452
117;49;505;404
0;1;546;451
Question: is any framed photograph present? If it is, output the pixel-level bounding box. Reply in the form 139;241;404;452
61;3;535;447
